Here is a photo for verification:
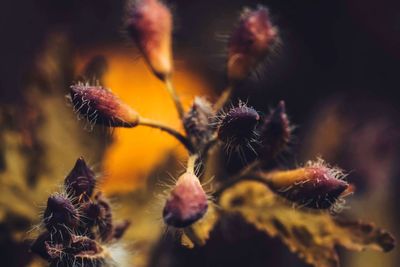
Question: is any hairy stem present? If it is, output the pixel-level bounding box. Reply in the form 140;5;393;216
139;117;195;154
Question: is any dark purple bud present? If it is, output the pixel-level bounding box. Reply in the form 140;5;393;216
95;193;113;241
218;103;260;147
65;157;96;200
80;201;102;228
69;83;139;128
183;97;214;147
163;173;208;228
43;194;79;232
259;101;291;158
48;235;106;267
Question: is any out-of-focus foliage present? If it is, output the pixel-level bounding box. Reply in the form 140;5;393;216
219;181;394;267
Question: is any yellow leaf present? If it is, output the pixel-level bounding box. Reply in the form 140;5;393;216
220;181;395;267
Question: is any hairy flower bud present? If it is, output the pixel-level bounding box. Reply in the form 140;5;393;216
65;157;96;200
163;173;208;228
217;102;260;150
183;97;214;147
69;83;139;128
259;101;291;158
47;235;108;267
265;160;349;209
228;6;278;81
126;0;173;80
43;194;79;233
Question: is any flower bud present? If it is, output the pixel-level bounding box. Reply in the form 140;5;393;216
183;97;214;147
65;157;96;200
69;83;139;128
43;194;79;232
259;101;291;158
95;192;113;242
163;172;208;228
228;6;278;81
265;160;349;209
47;235;107;266
217;102;260;148
126;0;173;80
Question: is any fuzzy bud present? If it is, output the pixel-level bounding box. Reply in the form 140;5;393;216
265;160;349;209
163;172;208;228
217;102;260;148
126;0;173;80
259;101;291;158
47;235;108;267
65;157;96;200
43;194;79;233
69;83;139;128
183;97;214;147
228;6;278;81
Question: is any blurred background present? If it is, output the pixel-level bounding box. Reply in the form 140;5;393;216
0;0;399;266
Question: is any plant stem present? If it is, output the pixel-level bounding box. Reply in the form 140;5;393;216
139;117;195;154
213;160;263;198
165;76;185;119
186;154;198;174
214;84;233;111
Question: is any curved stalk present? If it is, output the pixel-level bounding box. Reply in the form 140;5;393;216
139;117;195;154
165;76;185;119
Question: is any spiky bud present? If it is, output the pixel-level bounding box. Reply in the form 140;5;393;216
259;101;291;158
265;160;349;209
228;6;278;81
47;235;109;267
183;97;214;147
69;83;139;128
163;173;208;228
65;157;96;200
217;102;260;149
43;194;79;234
126;0;173;80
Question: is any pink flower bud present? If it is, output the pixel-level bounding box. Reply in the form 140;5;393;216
126;0;173;80
69;83;139;128
228;6;278;81
266;160;349;209
163;172;208;228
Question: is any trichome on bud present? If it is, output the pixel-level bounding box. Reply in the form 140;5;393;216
217;101;260;153
69;83;140;128
163;172;208;228
65;157;96;200
227;6;278;81
265;159;349;210
183;97;214;148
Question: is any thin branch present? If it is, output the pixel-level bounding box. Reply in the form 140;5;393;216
139;117;195;154
165;76;185;119
213;160;263;198
214;84;233;111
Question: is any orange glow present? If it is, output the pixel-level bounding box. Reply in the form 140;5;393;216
76;46;211;194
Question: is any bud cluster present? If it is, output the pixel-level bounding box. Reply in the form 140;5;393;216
31;158;130;266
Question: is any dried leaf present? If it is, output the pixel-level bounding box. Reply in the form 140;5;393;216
220;181;395;267
181;204;219;248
